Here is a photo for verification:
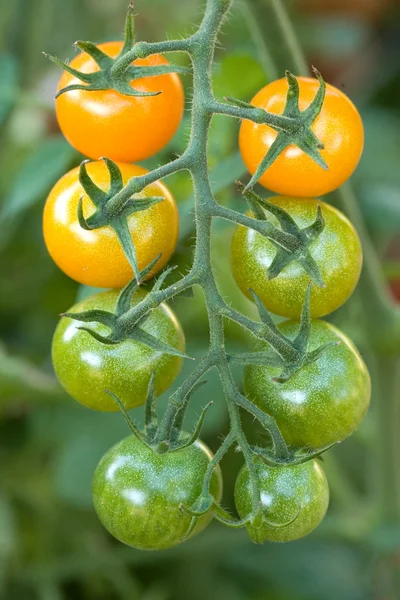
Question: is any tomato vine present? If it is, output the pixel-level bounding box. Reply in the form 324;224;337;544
44;0;374;546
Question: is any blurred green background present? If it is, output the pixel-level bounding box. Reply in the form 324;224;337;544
1;0;400;598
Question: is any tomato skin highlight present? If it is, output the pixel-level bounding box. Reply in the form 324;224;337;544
56;42;184;162
92;435;223;550
244;320;371;449
239;77;364;197
235;458;329;543
43;161;179;289
230;196;362;319
52;288;185;412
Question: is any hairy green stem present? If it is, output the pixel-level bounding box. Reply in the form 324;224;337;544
220;304;298;362
143;0;290;488
210;99;292;130
213;204;299;251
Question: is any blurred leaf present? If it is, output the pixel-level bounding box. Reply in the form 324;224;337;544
46;407;130;508
0;136;76;251
55;433;115;508
0;342;60;404
358;182;400;233
213;53;266;100
0;494;16;558
355;109;400;187
208;151;247;194
0;494;16;594
367;524;400;553
298;16;370;59
226;540;369;600
180;152;247;239
0;52;19;125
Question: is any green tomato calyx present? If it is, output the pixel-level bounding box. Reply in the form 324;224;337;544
251;441;338;468
229;284;340;383
229;68;327;189
44;7;190;99
237;183;326;287
105;373;212;454
77;158;168;284
61;261;191;358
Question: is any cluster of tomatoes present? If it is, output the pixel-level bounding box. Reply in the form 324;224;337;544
43;35;370;550
233;77;370;543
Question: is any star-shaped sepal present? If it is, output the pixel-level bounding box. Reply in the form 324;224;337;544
61;258;191;359
238;182;326;287
228;68;327;189
77;157;169;284
44;5;190;98
104;374;211;453
229;284;340;383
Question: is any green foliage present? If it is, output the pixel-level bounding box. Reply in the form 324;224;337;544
0;137;76;252
0;53;18;125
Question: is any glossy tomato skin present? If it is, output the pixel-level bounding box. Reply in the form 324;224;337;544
43;161;179;289
239;77;364;197
52;288;185;412
56;42;184;162
92;435;223;550
231;196;362;319
244;320;371;449
234;458;329;543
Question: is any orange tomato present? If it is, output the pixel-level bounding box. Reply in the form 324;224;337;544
56;42;184;162
43;161;179;289
239;77;364;198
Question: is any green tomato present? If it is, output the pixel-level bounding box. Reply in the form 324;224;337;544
92;434;223;550
230;196;362;319
235;458;329;543
52;288;185;411
244;320;371;449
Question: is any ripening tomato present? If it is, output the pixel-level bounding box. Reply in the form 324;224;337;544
230;196;362;319
235;458;329;543
52;288;185;411
244;320;371;449
239;77;364;197
43;161;179;289
56;42;184;162
92;435;223;550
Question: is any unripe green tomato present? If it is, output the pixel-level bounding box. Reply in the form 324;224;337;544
230;196;362;319
235;458;329;543
92;435;223;550
52;289;185;411
244;320;371;449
